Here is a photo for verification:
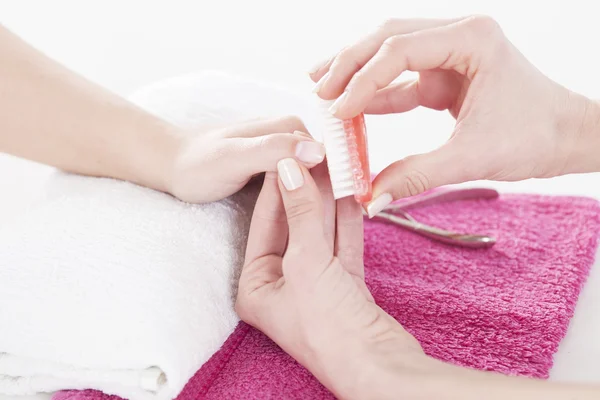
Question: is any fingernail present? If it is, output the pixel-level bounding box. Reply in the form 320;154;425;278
277;158;304;191
308;59;327;75
295;141;325;164
366;193;393;218
329;92;348;115
312;71;330;94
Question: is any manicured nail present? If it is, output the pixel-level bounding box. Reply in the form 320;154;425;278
366;193;393;218
295;141;325;164
328;92;348;115
312;71;330;93
308;59;327;75
277;158;304;191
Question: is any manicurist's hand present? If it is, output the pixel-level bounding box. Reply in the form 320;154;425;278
310;16;600;216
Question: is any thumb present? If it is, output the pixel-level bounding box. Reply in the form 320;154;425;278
276;158;332;271
365;142;474;217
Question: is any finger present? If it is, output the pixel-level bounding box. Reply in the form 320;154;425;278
220;115;311;139
308;56;334;81
311;160;336;251
333;16;502;119
231;132;325;177
364;140;476;217
365;70;464;115
244;172;288;264
276;158;331;268
363;79;420;114
334;196;364;279
314;17;463;100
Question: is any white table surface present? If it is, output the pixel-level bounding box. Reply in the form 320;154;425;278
1;0;599;398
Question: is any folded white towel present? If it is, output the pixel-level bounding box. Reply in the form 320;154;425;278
0;71;319;400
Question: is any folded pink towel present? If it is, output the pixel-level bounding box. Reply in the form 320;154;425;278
55;193;600;400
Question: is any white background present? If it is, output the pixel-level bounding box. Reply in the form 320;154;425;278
0;1;599;399
2;0;600;215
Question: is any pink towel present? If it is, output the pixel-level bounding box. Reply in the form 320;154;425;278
55;193;600;400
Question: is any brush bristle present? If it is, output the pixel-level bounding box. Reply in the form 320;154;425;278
318;100;355;199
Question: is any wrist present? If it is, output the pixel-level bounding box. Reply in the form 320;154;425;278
558;91;600;175
338;346;445;400
310;328;430;400
124;115;182;196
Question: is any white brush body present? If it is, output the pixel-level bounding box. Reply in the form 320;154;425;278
318;99;355;199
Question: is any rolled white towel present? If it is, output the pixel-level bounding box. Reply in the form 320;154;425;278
0;71;319;400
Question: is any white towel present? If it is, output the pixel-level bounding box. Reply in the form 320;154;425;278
0;71;319;400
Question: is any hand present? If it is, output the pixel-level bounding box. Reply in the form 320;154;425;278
235;157;423;399
235;157;600;400
166;116;326;203
310;16;600;216
0;26;322;203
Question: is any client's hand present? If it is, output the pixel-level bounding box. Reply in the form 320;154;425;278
167;117;325;203
310;16;600;216
236;157;600;400
235;158;423;399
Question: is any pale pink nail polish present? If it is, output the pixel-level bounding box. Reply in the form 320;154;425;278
308;59;327;75
312;71;330;94
277;158;304;191
329;92;348;115
366;193;393;218
295;141;325;164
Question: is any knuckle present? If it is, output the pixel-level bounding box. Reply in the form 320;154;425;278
334;47;362;71
256;134;296;157
348;69;367;89
271;115;306;133
381;34;406;53
337;245;364;264
335;47;354;64
256;134;274;151
336;208;363;229
260;171;280;190
399;168;431;197
255;204;288;224
452;15;507;71
379;18;401;32
285;196;320;221
463;15;502;40
347;68;379;94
